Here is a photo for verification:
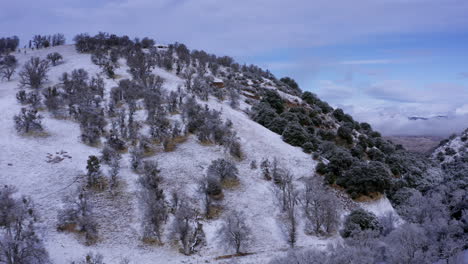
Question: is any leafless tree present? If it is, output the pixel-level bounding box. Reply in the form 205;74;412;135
71;252;105;264
217;211;252;254
0;55;18;81
385;223;430;264
46;52;63;66
138;161;167;244
127;51;156;83
0;185;50;264
170;200;205;255
183;68;195;91
108;156;121;195
14;107;43;134
197;175;214;218
261;158;271;180
19;57;50;88
207;158;239;184
57;187;98;245
302;177;340;235
273;171;299;248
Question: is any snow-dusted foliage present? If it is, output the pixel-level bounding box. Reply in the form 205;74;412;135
14;107;43;134
169;200;205;255
301;177;340;236
57;187;98;245
46;52;63;66
19;57;50;88
217;210;252;254
138;161;167;244
0;186;49;264
1;33;465;263
0;54;18;81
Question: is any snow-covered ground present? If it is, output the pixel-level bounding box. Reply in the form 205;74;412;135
0;45;395;263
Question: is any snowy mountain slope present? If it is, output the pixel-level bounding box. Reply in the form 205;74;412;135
0;45;308;263
431;129;468;163
0;44;399;263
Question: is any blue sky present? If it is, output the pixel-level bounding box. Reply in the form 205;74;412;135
2;0;468;135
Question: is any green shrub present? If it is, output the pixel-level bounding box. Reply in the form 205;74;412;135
282;122;309;147
252;103;278;127
337;125;353;144
302;142;316;153
268;117;289;134
316;162;328;175
341;209;382;238
261;90;284;114
338;161;391;197
318;129;335;141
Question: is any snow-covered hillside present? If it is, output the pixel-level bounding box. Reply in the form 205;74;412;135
0;44;402;263
432;129;468;164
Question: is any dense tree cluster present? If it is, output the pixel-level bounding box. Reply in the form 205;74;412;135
271;148;467;263
280;77;301;95
74;32;134;53
31;34;65;49
182;98;242;158
250;86;436;199
0;36;19;54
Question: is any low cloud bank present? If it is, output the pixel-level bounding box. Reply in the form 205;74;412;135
351;112;468;137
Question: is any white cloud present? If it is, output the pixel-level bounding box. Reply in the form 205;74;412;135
316;80;355;101
455;104;468;115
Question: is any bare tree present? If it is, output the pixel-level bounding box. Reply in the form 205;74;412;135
170;200;205;255
379;211;399;236
228;88;240;109
183;68;195;92
126;51;156;83
57;187;98;244
0;185;50;264
47;52;63;66
0;54;18;81
71;252;105;264
108;156;121;195
43;86;64;115
19;57;50;88
261;158;271;180
302;177;340;236
197;175;214;218
283;174;299;248
217;211;252;254
385;223;430;264
86;155;102;189
207;158;239;185
130;147;143;172
273;171;299;248
91;49;119;78
14;107;43;134
138;161;167;244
